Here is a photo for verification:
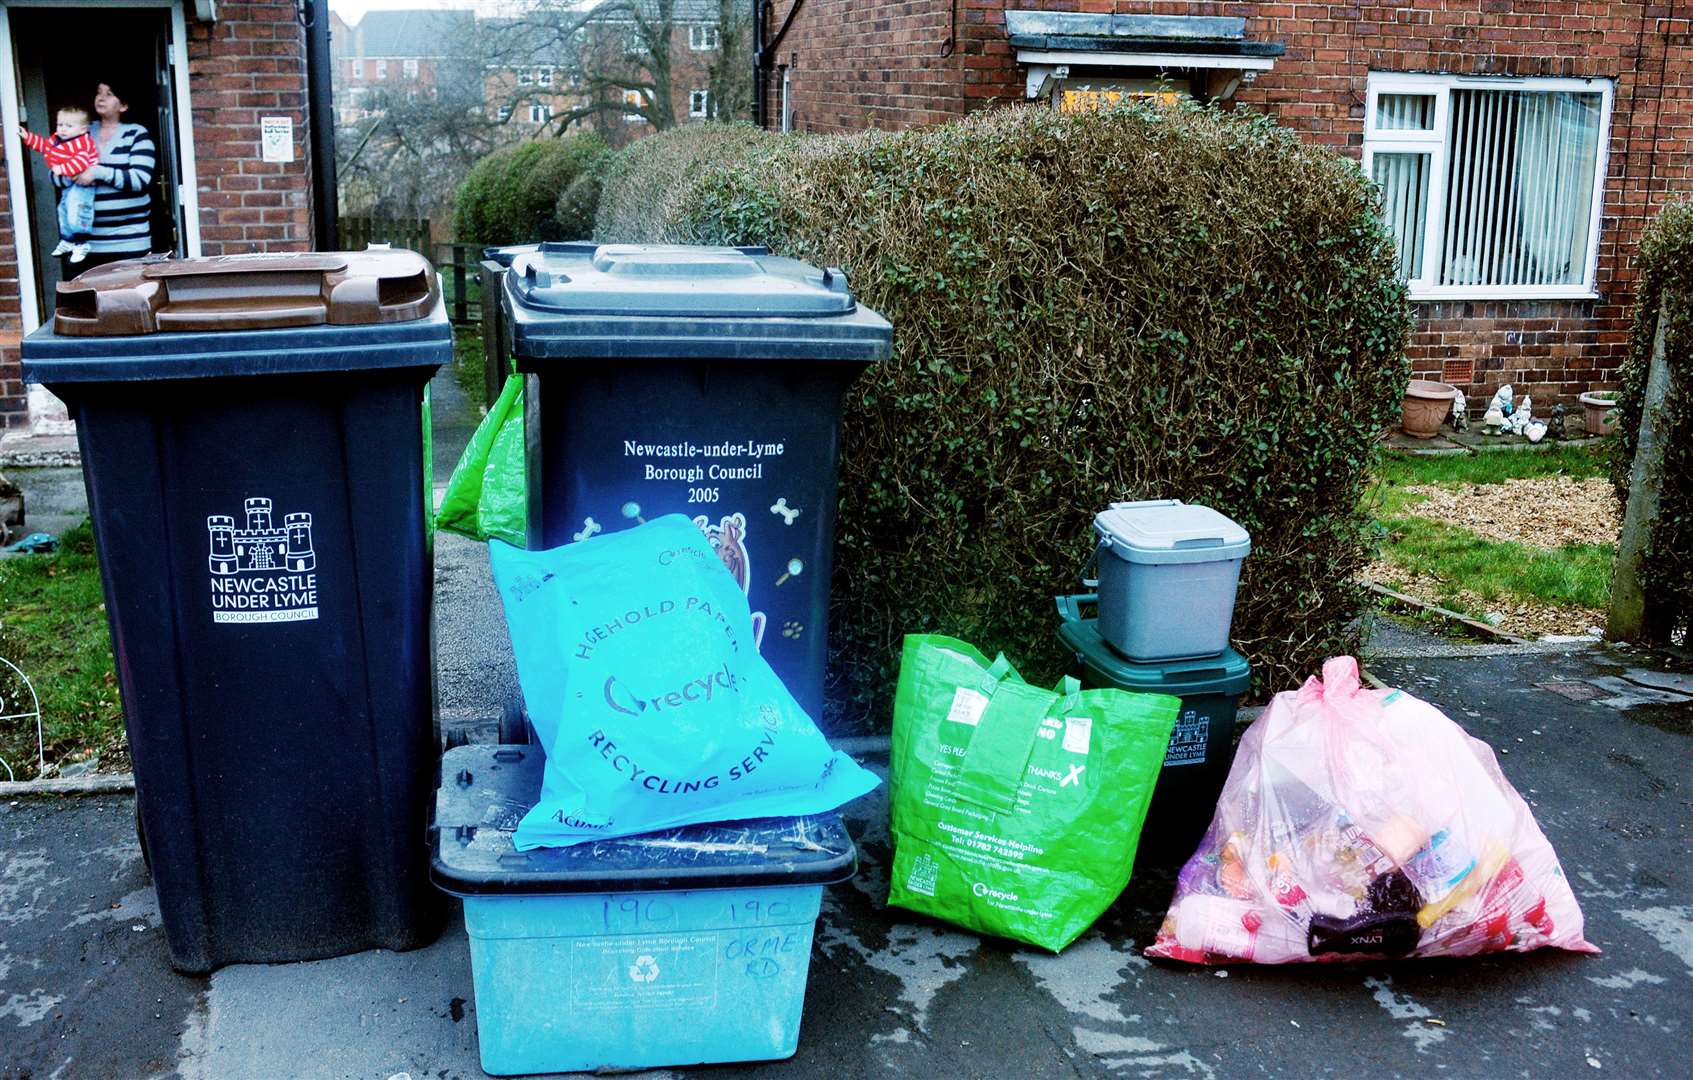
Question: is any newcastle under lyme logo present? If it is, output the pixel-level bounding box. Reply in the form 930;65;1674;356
208;497;315;575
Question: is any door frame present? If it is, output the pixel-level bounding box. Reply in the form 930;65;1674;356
0;0;203;334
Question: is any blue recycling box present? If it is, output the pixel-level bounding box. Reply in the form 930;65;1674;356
499;242;893;723
21;251;452;973
432;744;857;1075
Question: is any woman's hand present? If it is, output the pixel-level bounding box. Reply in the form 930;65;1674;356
72;166;100;186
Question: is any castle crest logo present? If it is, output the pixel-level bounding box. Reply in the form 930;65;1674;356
207;497;320;624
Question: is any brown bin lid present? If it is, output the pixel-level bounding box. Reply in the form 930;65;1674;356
52;249;441;336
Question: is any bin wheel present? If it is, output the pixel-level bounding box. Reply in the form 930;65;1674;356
498;700;530;745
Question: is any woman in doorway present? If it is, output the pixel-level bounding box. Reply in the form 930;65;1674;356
58;80;155;275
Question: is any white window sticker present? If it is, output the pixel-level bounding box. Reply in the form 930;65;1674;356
946;686;989;726
1063;716;1092;755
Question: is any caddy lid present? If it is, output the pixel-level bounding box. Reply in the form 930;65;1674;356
1092;499;1251;565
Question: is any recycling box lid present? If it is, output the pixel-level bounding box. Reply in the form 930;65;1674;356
1092;499;1251;566
430;744;859;896
1057;611;1251;697
503;242;893;362
22;251;452;383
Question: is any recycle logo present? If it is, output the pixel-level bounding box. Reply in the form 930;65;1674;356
628;954;661;983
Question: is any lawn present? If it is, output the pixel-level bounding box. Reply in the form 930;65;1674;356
453;325;487;405
1369;444;1616;630
0;520;123;780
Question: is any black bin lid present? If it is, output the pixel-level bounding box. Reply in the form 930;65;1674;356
503;242;893;362
430;744;858;896
22;250;452;383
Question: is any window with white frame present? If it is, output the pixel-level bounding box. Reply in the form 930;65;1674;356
538;67;554;86
518;68;532;85
529;102;551;124
376;60;388;79
689;24;720;51
496;103;512;122
1363;73;1612;300
689;89;710;118
403;58;419;79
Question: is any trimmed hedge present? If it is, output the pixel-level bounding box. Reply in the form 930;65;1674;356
1612;199;1693;642
454;133;609;246
553;149;613;241
593;122;778;243
598;105;1412;730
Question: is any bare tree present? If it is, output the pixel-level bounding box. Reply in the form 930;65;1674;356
334;1;756;216
481;0;753;138
708;0;753;121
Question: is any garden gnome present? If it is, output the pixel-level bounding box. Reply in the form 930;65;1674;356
1510;395;1534;436
1451;390;1469;432
1548;402;1567;440
1484;385;1513;434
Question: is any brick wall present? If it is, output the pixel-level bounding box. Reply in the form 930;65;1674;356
764;0;1693;409
0;7;316;429
187;3;314;256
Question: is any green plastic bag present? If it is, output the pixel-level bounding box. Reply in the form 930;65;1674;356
888;634;1179;951
436;374;527;546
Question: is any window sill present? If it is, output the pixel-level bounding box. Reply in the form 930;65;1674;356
1407;287;1600;303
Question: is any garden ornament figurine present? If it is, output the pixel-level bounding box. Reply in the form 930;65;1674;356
1548;402;1568;440
1451;390;1469;431
1509;395;1534;436
1484;384;1514;435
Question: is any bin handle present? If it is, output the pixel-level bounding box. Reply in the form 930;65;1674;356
1079;539;1106;588
1055;593;1098;624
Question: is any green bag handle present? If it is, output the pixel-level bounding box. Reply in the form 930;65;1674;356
953;677;1057;815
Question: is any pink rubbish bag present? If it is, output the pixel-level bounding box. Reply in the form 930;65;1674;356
1146;657;1597;964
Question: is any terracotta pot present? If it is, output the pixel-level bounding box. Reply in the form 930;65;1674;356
1401;380;1458;439
1579;391;1617;436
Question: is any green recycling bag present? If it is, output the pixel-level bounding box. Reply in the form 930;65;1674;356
888;635;1180;951
436;374;527;546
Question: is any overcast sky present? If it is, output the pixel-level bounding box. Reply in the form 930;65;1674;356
327;0;529;26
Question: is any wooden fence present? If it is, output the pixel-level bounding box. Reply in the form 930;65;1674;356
336;216;432;256
336;218;482;327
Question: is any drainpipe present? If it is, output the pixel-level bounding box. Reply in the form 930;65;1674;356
752;1;766;129
303;0;338;250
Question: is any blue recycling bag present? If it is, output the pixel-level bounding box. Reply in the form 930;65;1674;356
490;514;880;849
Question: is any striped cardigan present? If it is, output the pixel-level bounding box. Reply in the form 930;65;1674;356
52;121;155;255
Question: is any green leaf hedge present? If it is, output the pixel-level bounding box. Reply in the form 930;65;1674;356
595;105;1413;730
1612;198;1693;643
453;133;609;247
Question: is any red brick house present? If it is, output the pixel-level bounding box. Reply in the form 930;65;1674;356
330;8;477;124
0;0;331;436
757;1;1693;409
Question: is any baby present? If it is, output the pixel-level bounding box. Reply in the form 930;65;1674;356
18;106;100;263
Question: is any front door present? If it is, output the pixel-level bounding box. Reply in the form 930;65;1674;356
11;6;185;312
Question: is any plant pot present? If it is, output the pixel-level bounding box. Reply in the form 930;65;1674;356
1578;391;1617;436
1401;380;1459;439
